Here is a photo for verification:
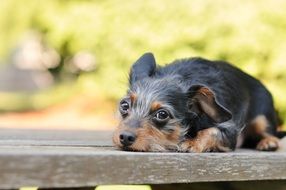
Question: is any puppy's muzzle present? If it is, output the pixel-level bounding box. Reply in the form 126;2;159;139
119;131;136;147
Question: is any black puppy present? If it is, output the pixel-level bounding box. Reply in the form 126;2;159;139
113;53;281;152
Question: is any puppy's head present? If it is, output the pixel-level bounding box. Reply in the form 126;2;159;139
113;53;232;152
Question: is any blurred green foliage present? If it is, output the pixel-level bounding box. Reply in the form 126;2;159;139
0;0;285;122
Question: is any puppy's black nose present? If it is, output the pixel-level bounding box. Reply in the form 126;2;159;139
119;131;136;147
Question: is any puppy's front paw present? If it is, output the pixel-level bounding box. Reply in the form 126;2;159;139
256;136;280;151
179;128;231;153
180;139;215;153
179;140;206;153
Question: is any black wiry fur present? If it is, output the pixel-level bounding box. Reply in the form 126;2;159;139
114;52;283;152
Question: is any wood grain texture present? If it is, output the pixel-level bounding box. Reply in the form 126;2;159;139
0;129;286;189
1;146;286;188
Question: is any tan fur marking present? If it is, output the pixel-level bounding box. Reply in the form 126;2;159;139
250;115;268;135
198;87;213;98
113;120;182;152
130;122;181;152
150;101;162;112
180;128;230;153
245;115;280;151
194;87;219;121
166;125;181;142
130;93;137;103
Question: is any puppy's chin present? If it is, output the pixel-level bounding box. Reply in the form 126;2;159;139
115;145;148;152
116;143;179;152
113;123;183;152
148;143;179;152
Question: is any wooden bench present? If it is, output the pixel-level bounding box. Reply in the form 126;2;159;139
1;128;286;190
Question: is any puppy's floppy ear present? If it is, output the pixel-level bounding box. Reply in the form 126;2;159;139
129;52;156;84
188;85;232;123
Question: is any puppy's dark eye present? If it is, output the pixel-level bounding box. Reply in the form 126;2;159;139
154;110;170;122
120;100;130;117
121;101;129;111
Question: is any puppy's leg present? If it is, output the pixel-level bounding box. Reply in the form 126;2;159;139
244;115;280;151
180;122;238;152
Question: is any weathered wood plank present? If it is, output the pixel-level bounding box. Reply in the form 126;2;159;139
0;129;286;188
0;128;113;146
1;145;286;189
